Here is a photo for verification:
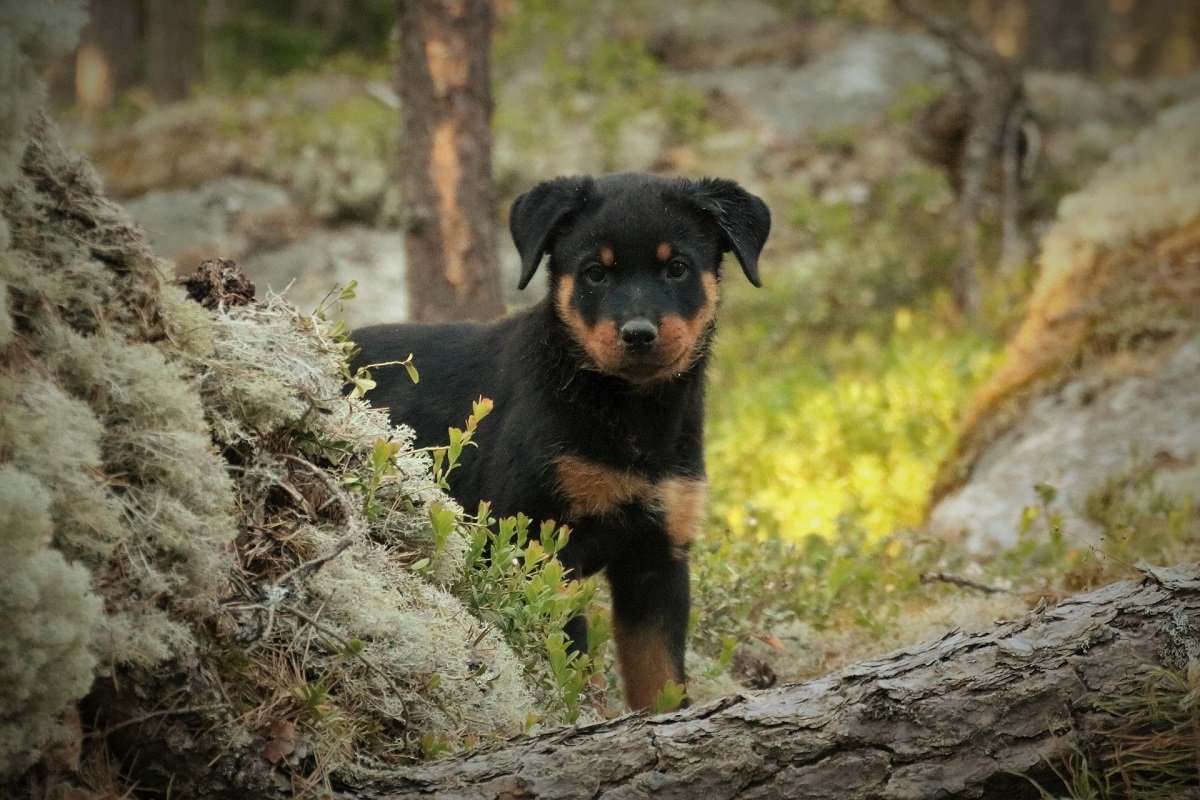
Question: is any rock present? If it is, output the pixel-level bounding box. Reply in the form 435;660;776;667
245;228;408;326
682;31;949;139
122;176;301;272
930;336;1200;553
929;98;1200;553
119;177;406;325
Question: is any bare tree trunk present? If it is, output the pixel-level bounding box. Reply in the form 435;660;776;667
395;0;505;323
343;564;1200;800
146;0;200;103
1022;0;1104;74
895;0;1031;318
73;0;141;112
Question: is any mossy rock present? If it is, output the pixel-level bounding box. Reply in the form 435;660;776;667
929;98;1200;551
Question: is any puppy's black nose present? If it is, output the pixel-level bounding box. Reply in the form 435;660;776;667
620;319;658;346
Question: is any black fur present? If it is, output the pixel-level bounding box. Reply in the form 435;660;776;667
351;173;769;709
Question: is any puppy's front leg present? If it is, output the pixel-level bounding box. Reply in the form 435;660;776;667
607;556;689;711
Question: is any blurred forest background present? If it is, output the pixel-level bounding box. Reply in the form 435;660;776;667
10;0;1200;795
49;0;1200;702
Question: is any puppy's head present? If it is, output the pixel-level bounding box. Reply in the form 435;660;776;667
510;173;770;384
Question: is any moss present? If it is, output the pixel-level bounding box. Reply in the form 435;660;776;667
0;2;101;776
202;304;344;442
304;526;533;753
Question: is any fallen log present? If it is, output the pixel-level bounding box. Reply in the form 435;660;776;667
345;564;1200;800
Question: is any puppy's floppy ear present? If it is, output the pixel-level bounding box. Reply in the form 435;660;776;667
510;176;593;290
684;178;771;287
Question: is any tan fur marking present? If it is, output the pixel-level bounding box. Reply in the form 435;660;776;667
613;619;679;711
581;321;622;372
554;274;575;318
656;242;673;262
657;477;708;547
600;247;615;267
555;456;654;517
656;273;720;377
555;275;624;372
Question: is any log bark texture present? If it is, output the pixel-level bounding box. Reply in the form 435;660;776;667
343;564;1200;800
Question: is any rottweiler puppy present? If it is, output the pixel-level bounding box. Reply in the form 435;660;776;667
352;173;770;710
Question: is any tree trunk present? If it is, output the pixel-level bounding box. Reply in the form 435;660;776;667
73;0;141;112
146;0;200;103
1021;0;1103;75
343;564;1200;799
895;0;1030;318
395;0;505;323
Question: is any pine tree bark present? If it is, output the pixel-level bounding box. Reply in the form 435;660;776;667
1021;0;1103;75
71;0;141;112
343;564;1200;800
395;0;505;323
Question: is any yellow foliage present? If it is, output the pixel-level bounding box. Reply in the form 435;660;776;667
708;309;999;542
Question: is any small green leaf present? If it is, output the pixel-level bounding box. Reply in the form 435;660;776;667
351;371;376;398
447;427;464;465
371;438;401;475
1034;482;1058;505
429;503;458;551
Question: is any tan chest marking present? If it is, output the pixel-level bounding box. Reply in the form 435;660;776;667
555;455;653;517
554;457;708;546
656;477;708;547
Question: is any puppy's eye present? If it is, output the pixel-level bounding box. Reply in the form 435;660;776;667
665;259;689;280
583;264;608;285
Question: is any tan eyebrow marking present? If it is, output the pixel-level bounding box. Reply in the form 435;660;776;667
656;242;672;262
600;247;615;267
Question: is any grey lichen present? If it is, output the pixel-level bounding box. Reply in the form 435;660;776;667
1;75;535;800
0;467;100;775
1;4;546;791
0;0;99;775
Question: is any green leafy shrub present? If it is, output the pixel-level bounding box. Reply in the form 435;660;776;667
456;509;604;725
205;1;394;90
